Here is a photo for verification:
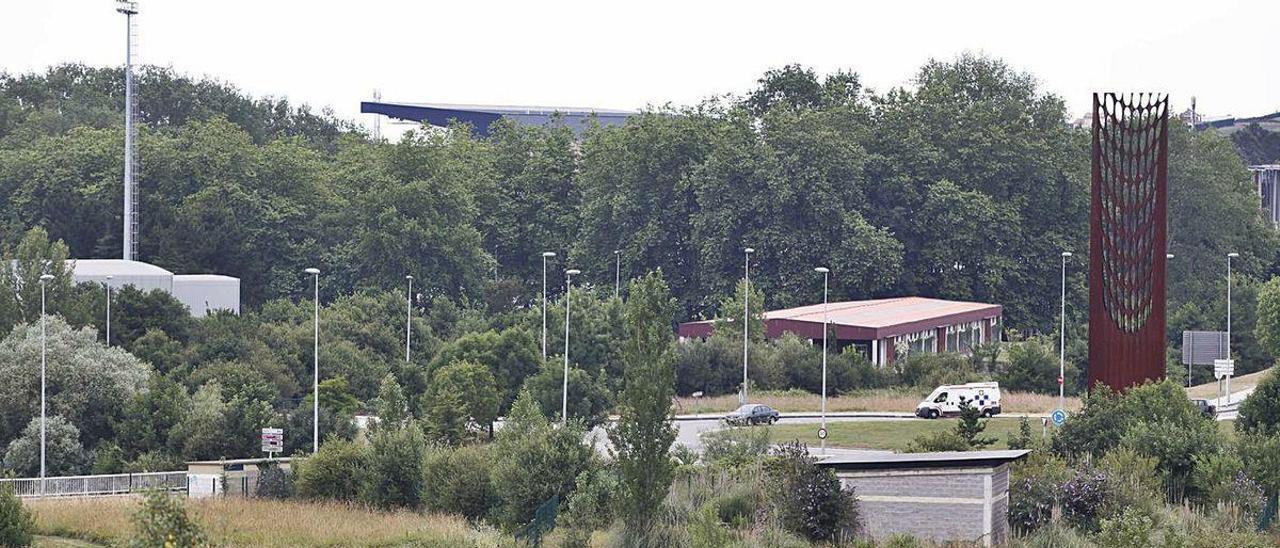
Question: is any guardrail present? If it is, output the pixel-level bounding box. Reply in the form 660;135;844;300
0;471;187;498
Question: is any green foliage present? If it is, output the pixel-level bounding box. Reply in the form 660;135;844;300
1255;277;1280;360
254;464;293;499
1236;431;1280;496
1009;451;1070;533
762;441;859;542
699;427;771;467
0;315;149;449
129;490;210;548
1000;339;1079;395
360;422;426;510
521;360;613;428
1009;416;1034;450
427;360;500;432
490;390;595;530
561;466;618;534
1237;368;1280;435
293;437;369;502
421;444;496;520
0;228;74;333
0;483;33;547
427;327;540;414
905;430;972;453
955;404;997;449
3;415;88;476
1095;507;1154;548
894;352;977;388
713;279;765;344
610;271;678;538
374;373;408;429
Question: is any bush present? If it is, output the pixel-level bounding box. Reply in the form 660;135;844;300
0;483;33;547
3;415;89;476
712;482;759;526
1053;380;1213;462
1008;451;1069;533
894;353;976;388
255;463;293;499
1237;368;1280;435
762;442;859;542
561;466;618;533
421;444;496;519
294;438;370;502
1059;470;1109;532
490;391;596;530
361;422;426;510
124;451;185;473
905;430;971;453
699;427;770;466
1095;507;1154;548
129;489;209;547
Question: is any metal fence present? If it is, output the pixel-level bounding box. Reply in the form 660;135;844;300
0;471;187;498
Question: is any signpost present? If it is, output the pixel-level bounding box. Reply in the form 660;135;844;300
1182;331;1228;386
817;428;828;441
1214;359;1235;405
1050;409;1067;427
261;428;283;458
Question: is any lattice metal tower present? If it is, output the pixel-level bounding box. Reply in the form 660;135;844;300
116;0;140;261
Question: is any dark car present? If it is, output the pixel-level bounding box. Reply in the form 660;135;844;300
723;404;780;426
1191;398;1217;418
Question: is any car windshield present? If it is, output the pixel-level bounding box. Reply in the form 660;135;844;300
734;405;756;414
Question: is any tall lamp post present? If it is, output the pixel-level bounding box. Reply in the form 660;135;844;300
304;267;320;453
38;274;52;494
1059;251;1071;413
814;267;830;454
741;247;754;405
1227;252;1239;403
562;268;581;426
541;252;556;361
613;250;621;299
104;275;114;346
404;275;413;363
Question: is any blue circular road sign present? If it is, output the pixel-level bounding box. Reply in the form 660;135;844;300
1051;409;1067;426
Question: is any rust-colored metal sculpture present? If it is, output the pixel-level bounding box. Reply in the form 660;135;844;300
1088;93;1169;391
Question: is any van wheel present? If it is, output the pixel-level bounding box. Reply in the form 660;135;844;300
928;409;940;419
982;409;993;418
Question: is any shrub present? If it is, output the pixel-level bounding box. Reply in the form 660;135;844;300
762;442;859;542
1095;507;1154;548
687;504;735;547
713;482;759;526
1096;448;1161;519
0;483;33;547
361;422;427;510
1008;417;1033;450
255;463;293;499
124;450;185;473
699;427;770;466
490;391;596;530
1119;417;1222;494
1237;368;1280;435
894;353;975;388
906;430;971;452
1053;380;1211;460
129;489;209;547
421;444;496;519
1059;470;1109;532
294;437;370;502
1009;451;1069;533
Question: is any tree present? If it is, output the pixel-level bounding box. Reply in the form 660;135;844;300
3;415;88;477
360;422;426;510
955;404;997;449
0;315;149;449
116;373;190;460
764;442;860;542
610;271;678;539
130;489;210;547
1255;276;1280;361
426;360;499;434
167;382;229;460
521;361;613;427
294;438;369;502
0;483;34;547
374;373;408;429
428;328;541;413
712;279;764;343
0;228;74;333
1237;368;1280;436
490;390;596;530
110;286;193;349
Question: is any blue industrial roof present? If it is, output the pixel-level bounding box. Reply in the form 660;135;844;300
360;101;638;136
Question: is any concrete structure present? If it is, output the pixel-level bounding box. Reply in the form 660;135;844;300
70;259;240;317
819;450;1030;547
676;297;1002;367
186;457;294;498
360;101;638;137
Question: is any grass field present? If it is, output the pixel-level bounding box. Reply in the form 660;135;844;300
675;388;1082;416
1185;367;1274;399
767;417;1029;451
28;497;500;547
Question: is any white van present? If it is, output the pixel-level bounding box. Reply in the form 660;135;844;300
915;382;1002;419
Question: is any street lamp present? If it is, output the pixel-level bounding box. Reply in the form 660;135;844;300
613;250;621;299
1059;252;1072;413
304;267;320;453
104;275;114;346
541;252;556;361
741;247;754;405
562;268;581;426
404;275;413;363
814;267;830;454
38;273;52;494
1227;253;1240;403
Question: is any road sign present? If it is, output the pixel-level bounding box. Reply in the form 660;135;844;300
1214;359;1235;379
817;428;828;440
1050;409;1067;427
1057;375;1064;385
1182;331;1228;366
261;427;284;454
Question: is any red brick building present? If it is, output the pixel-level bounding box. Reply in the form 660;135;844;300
677;297;1003;367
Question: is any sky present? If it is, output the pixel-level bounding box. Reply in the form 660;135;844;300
4;0;1278;134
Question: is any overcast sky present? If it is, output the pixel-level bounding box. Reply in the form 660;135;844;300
6;0;1277;133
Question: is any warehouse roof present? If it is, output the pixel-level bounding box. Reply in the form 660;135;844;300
678;297;1002;340
69;259;173;278
360;101;638;136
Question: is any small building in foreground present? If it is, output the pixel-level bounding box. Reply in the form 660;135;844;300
818;450;1030;547
676;297;1002;367
71;259;240;317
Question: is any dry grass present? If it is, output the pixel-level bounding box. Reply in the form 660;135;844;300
28;496;502;547
675;388;1082;415
1185;367;1274;399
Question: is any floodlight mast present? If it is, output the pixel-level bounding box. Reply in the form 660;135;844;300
116;0;140;261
